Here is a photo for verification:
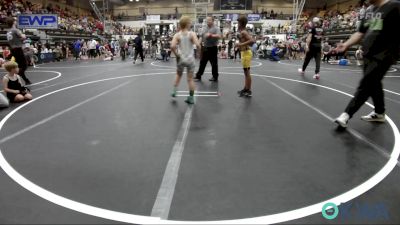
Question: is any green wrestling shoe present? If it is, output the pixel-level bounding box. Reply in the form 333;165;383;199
171;90;177;98
185;96;194;104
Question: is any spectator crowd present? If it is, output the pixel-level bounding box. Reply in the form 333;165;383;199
299;4;364;33
0;0;139;35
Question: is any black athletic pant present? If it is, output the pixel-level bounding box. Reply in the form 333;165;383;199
302;47;321;74
345;58;392;117
120;48;126;60
234;49;241;60
323;53;331;62
74;49;80;60
11;47;29;83
196;46;219;80
134;48;144;62
89;49;96;58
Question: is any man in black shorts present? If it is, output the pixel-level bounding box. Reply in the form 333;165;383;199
6;17;31;84
335;0;400;127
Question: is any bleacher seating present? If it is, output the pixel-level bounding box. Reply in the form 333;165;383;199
117;14;182;21
325;28;358;59
44;29;97;40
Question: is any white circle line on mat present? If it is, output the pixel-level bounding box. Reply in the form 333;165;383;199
0;71;398;224
26;70;62;86
0;71;61;93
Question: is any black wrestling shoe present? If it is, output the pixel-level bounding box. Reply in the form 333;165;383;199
194;77;202;82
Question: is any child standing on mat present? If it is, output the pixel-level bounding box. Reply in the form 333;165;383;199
236;15;255;97
171;16;201;104
2;61;32;103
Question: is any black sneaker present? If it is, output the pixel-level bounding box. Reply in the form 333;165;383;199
239;89;252;97
209;78;218;82
238;89;248;97
238;89;246;95
194;77;202;82
244;90;252;97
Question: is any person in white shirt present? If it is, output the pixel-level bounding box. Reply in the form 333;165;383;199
170;16;201;104
89;39;97;58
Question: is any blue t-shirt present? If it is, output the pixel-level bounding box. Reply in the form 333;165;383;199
271;47;279;56
74;41;81;50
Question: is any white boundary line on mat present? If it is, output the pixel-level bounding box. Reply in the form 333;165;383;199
0;71;398;224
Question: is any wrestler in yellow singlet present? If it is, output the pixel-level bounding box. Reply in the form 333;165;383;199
241;48;252;69
236;15;255;97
